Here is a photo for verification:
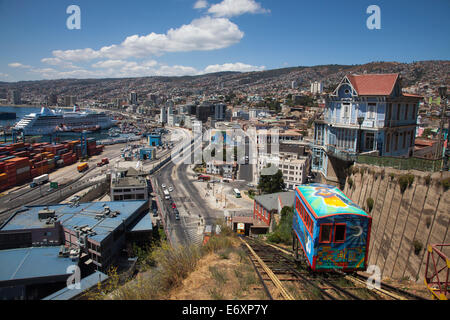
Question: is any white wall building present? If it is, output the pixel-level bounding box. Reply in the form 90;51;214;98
310;81;323;94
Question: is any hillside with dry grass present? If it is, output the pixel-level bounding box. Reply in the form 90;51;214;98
83;224;267;300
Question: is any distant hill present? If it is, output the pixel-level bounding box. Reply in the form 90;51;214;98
0;60;448;100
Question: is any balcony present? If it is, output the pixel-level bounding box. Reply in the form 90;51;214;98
325;117;384;128
326;145;358;162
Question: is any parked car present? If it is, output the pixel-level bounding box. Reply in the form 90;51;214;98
162;184;166;189
172;203;177;209
168;186;174;192
175;213;180;220
173;208;179;215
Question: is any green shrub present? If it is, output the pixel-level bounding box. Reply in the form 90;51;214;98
380;169;385;180
366;197;374;213
426;217;432;229
347;177;354;189
267;206;293;244
407;174;414;187
440;178;450;191
398;175;409;193
425;175;431;186
413;240;423;255
389;173;395;181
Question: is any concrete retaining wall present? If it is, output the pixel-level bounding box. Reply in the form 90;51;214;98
344;165;449;282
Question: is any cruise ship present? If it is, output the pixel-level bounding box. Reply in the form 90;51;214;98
14;106;116;135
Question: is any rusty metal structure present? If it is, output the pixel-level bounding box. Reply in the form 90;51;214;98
424;244;449;300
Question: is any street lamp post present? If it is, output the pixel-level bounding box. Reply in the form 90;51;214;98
357;116;365;154
438;86;448;171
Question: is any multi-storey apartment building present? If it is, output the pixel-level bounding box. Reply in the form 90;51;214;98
312;73;422;183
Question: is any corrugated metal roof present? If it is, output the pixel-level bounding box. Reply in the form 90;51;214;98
254;192;295;212
0;247;73;282
1;201;148;243
42;271;109;300
131;214;153;232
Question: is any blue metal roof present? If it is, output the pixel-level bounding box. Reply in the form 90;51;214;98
131;214;153;232
1;201;148;243
0;247;73;282
42;271;109;300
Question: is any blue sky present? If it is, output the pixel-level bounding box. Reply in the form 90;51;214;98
0;0;449;81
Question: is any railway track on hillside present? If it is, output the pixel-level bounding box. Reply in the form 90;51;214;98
240;237;427;300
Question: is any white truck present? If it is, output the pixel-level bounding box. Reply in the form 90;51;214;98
30;174;49;188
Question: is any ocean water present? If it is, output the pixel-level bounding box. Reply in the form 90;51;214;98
0;106;42;127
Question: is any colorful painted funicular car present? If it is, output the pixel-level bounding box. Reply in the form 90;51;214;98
292;184;372;272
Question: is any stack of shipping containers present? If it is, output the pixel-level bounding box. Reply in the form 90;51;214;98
0;138;103;191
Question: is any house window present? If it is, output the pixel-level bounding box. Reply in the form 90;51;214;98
387;103;392;121
405;104;409;120
365;132;375;150
334;224;346;243
319;224;333;243
342;103;350;121
367;103;376;119
410;130;415;147
397;104;401;121
394;133;398;151
402;132;406;148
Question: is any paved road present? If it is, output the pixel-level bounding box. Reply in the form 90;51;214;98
153;128;224;246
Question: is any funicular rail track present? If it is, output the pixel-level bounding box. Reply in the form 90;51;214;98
241;237;426;300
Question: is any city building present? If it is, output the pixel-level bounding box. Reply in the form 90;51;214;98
213;103;227;121
148;133;162;147
413;138;440;159
257;143;311;190
64;96;77;107
8;89;21;105
310;81;323;94
0;246;76;300
48;93;58;105
0;201;149;273
129;92;138;105
312;73;422;184
139;147;156;160
206;160;237;179
253;192;295;232
111;169;149;201
196;104;210;123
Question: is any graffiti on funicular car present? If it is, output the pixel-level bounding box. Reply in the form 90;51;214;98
293;184;372;272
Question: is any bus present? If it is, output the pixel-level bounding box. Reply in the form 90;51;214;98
233;188;241;198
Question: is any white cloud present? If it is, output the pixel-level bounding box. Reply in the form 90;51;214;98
203;62;265;73
194;0;209;9
8;62;32;68
49;16;243;62
0;73;9;78
207;0;269;17
41;57;79;69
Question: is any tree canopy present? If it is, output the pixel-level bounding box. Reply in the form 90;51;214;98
257;167;285;194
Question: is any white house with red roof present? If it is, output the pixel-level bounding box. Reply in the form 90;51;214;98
312;73;422;182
